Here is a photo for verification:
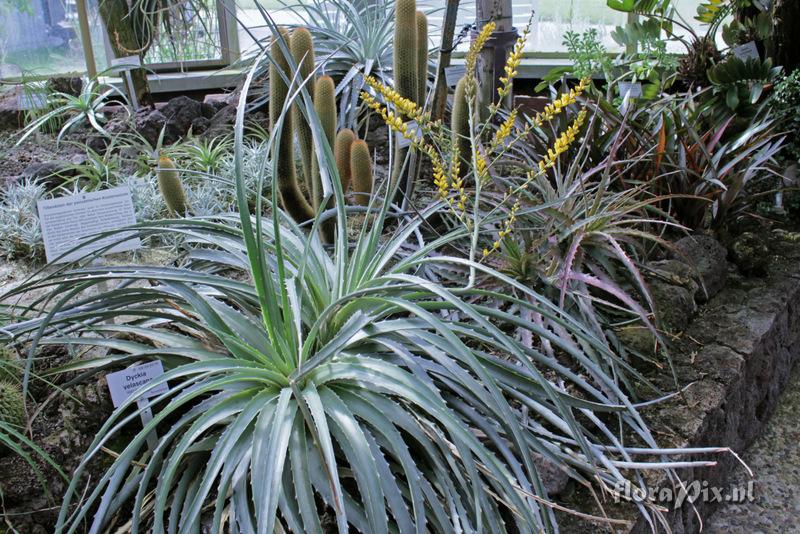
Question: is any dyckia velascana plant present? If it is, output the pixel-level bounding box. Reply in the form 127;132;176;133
0;23;728;534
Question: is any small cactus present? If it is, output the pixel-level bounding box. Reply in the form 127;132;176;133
290;27;316;188
270;27;314;223
451;77;471;178
156;155;189;216
416;11;429;107
0;381;25;428
334;129;355;194
0;345;20;383
350;140;374;207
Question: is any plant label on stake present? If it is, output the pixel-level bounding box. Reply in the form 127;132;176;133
106;361;168;450
445;65;467;88
732;41;760;61
37;186;140;263
111;55;142;111
618;82;642;113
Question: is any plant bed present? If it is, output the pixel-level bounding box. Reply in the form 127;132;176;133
556;231;800;533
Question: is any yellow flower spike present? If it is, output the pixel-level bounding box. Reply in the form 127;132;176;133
491;109;518;152
464;22;495;98
531;77;590;128
496;20;530;101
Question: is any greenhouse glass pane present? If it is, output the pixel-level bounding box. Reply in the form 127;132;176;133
668;0;723;52
235;0;299;58
142;0;225;66
0;0;98;76
422;0;627;54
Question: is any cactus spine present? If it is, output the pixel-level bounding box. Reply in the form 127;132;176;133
290;28;316;188
0;381;25;428
451;77;471;179
350;140;373;207
156;155;189;216
415;11;428;107
334;129;355;194
271;28;314;223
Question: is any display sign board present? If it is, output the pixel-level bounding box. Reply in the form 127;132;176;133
37;186;140;263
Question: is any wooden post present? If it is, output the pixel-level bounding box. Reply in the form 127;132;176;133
430;0;461;122
475;0;516;116
74;0;97;78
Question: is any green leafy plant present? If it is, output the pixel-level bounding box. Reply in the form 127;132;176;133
171;135;234;175
707;56;781;113
637;90;785;229
772;69;800;161
564;29;614;80
0;179;47;261
16;78;129;145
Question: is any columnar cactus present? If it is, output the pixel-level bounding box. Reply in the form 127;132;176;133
0;381;25;428
269;26;363;237
270;28;314;223
334;129;355;194
416;10;428;107
394;0;419;105
390;0;432;197
290;28;316;188
156;155;189;216
350;139;374;207
311;75;337;211
451;77;471;179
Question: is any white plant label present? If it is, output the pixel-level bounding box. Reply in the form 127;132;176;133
733;41;760;61
619;82;643;99
396;120;422;149
106;361;167;450
106;361;168;408
37;186;140;263
445;65;467;88
111;55;142;70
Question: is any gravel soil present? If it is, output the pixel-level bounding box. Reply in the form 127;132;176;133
705;364;800;533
